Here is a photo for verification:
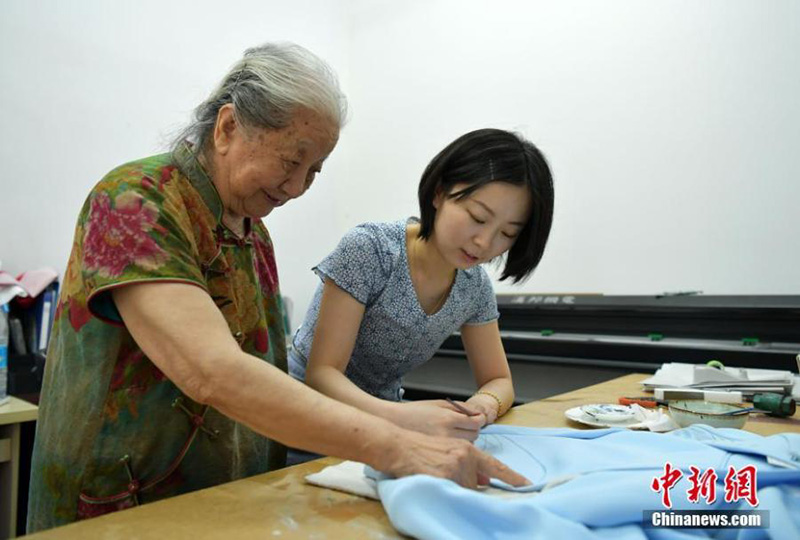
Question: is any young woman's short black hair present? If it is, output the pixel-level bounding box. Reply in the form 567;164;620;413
417;128;554;283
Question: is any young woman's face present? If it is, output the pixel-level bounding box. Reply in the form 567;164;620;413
211;106;339;219
432;181;532;269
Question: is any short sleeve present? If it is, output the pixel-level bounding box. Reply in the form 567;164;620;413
463;268;500;326
314;226;392;305
80;163;205;323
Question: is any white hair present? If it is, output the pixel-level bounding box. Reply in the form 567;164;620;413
172;42;346;156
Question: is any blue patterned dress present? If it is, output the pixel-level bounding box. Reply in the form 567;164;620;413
289;219;499;401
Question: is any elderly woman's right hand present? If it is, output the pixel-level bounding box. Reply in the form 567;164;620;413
380;429;530;489
113;281;527;492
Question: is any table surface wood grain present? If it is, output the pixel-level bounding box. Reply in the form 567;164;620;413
25;374;800;539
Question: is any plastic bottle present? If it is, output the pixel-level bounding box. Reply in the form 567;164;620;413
0;303;8;401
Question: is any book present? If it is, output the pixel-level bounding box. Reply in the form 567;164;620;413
641;362;797;400
36;282;59;353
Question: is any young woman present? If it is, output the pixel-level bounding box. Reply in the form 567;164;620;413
289;128;554;443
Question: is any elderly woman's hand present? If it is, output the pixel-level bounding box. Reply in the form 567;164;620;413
378;429;530;489
113;281;528;491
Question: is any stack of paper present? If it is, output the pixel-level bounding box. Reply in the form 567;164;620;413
641;362;798;399
0;267;58;306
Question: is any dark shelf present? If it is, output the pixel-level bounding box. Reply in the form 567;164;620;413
402;294;800;403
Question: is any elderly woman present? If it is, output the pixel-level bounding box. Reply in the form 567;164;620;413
26;43;527;532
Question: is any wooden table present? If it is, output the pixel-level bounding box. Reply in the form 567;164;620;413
25;374;800;539
1;396;38;539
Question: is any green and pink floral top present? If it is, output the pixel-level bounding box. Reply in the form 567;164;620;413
27;143;288;533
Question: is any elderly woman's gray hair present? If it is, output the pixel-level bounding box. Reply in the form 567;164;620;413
172;42;347;156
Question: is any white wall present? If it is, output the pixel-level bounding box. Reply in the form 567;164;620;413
0;0;352;330
343;0;800;298
2;0;799;333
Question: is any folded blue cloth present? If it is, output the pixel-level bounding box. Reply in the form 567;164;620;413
371;425;800;540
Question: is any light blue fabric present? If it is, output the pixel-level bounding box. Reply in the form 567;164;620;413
373;425;800;540
288;218;499;401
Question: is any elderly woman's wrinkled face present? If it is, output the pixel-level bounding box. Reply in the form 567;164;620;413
211;105;338;219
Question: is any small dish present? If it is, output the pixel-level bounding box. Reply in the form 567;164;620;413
580;404;638;424
668;400;750;429
565;404;646;429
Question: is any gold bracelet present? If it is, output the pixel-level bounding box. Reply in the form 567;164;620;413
475;390;503;415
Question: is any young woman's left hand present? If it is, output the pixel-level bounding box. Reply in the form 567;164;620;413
465;394;500;425
395;400;486;439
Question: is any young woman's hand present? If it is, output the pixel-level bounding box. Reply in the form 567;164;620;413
466;394;501;425
392;400;485;440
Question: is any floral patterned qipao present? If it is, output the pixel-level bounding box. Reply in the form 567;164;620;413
27;143;288;532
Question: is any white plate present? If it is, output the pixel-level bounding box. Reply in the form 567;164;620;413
565;404;648;429
580;404;637;423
